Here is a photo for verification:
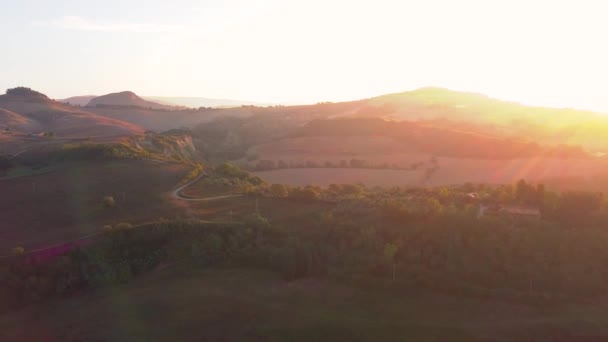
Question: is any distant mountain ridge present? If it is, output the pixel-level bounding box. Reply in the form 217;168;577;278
0;87;143;138
14;86;608;154
58;95;97;107
85;91;178;110
143;96;275;108
59;94;275;109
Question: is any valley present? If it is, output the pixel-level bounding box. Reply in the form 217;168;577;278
4;85;608;341
6;2;608;340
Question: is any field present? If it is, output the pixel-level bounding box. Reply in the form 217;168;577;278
178;179;239;198
246;134;608;190
0;130;130;156
2;267;608;341
248;136;423;159
253;157;608;190
0;160;190;252
177;194;332;225
253;168;423;187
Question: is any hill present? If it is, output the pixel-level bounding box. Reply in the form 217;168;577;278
87;91;178;110
368;87;608;150
192;114;589;164
52;87;608;154
0;108;42;133
0;87;143;138
57;95;97;107
0;159;191;251
144;96;276;108
18;86;608;159
60;95;274;109
86;105;257;132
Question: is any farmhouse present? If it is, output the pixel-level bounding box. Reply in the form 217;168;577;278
478;204;541;220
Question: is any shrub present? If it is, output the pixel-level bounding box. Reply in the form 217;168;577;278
11;246;25;255
103;196;116;208
178;164;204;186
269;184;289;198
0;156;14;172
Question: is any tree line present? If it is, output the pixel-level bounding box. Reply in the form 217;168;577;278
246;157;440;172
3;167;608;311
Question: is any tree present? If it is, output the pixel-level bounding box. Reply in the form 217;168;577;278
535;183;545;205
515;179;539;204
216;163;248;179
0;156;13;172
328;184;342;196
339;184;364;198
244;213;271;233
277;160;289;169
11;246;25;256
256;160;276;170
289;186;320;202
558;191;602;222
248;176;265;186
103;196;116;208
199;233;224;262
415;198;443;216
269;184;289;198
350;158;366;168
384;243;399;281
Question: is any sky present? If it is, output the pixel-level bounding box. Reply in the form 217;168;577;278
1;0;608;110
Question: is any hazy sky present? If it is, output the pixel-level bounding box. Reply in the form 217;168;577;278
2;0;608;110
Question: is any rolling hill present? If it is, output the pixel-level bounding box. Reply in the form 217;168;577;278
13;86;608;158
57;95;97;107
0;88;143;138
144;96;275;108
0;108;42;133
367;87;608;150
184;88;608;157
86;91;179;110
60;94;273;109
86;103;257;132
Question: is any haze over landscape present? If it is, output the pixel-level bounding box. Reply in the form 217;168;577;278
4;1;608;341
3;0;608;110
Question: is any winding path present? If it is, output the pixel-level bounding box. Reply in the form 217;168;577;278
0;166;242;259
171;172;242;201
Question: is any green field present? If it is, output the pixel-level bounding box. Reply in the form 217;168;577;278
2;267;608;341
0;159;191;251
184;195;332;225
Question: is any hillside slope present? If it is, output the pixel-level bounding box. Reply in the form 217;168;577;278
0;108;42;133
87;91;178;110
87;105;257;131
144;96;275;108
368;87;608;149
0;87;143;138
57;95;97;107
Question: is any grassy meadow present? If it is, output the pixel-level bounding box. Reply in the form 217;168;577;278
252;157;608;190
2;267;608;341
0;159;190;252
